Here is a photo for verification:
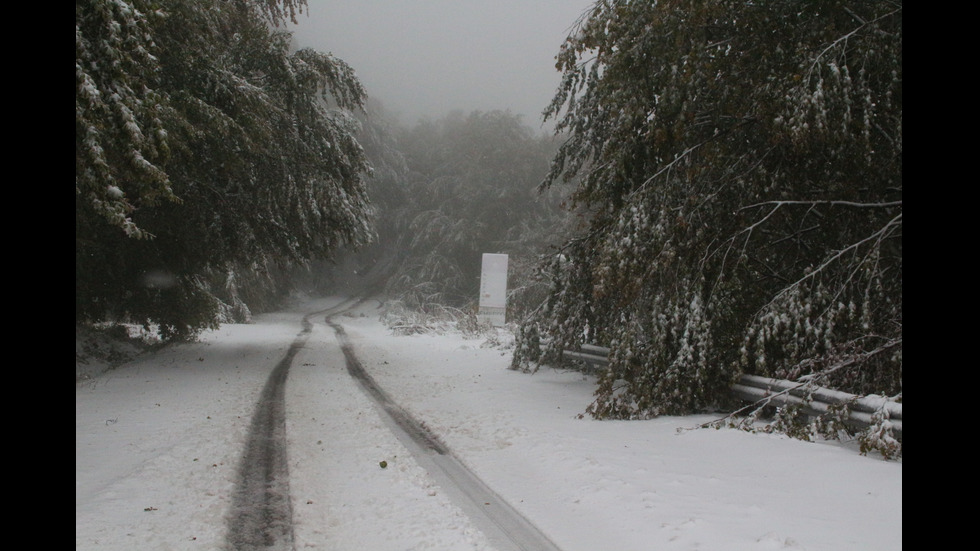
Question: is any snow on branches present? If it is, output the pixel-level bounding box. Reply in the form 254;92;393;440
514;0;902;445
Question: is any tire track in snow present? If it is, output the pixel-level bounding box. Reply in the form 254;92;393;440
328;319;564;551
225;297;365;551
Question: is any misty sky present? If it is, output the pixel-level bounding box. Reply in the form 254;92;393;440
286;0;595;131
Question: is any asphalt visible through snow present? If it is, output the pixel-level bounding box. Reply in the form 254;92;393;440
224;298;361;550
225;296;562;551
223;318;304;550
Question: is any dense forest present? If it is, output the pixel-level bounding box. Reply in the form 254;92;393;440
357;107;573;325
77;0;901;454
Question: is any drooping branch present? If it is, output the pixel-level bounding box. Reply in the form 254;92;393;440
759;211;902;314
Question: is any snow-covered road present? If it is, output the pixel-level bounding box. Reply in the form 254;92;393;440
76;296;902;550
328;318;561;551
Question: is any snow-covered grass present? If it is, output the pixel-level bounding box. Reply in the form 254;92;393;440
76;296;902;550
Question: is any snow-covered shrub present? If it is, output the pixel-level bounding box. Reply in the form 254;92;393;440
379;299;495;339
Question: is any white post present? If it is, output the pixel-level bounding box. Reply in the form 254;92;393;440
478;253;508;326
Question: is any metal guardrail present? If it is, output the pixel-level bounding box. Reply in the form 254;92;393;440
552;344;902;440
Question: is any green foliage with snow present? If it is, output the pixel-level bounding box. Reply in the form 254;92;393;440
514;0;902;423
76;0;176;239
76;0;373;339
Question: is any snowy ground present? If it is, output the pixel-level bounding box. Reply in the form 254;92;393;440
76;296;902;550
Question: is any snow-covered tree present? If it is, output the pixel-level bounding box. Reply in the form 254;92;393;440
383;110;570;313
76;0;176;239
514;0;902;426
76;0;373;339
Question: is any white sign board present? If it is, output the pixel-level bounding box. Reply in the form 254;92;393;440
478;253;508;326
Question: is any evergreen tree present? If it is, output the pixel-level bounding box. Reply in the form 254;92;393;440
76;0;373;339
514;0;902;422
